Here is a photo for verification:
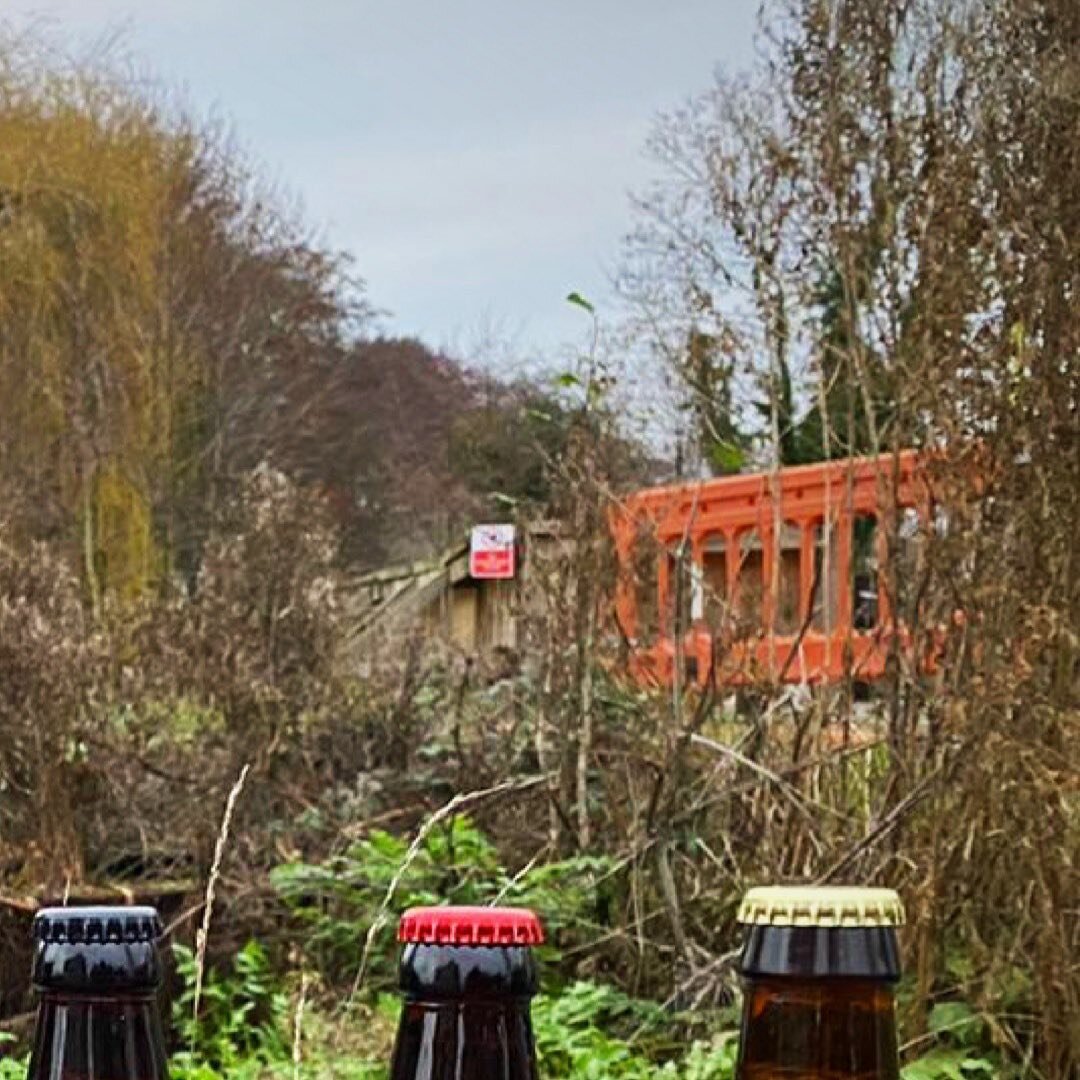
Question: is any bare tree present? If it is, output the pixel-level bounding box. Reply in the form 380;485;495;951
619;0;1078;1067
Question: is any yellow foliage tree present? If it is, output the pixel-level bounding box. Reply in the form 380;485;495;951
0;31;359;607
0;53;179;607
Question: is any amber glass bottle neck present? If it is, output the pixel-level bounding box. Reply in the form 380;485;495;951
735;923;901;1078
28;992;170;1080
736;976;900;1079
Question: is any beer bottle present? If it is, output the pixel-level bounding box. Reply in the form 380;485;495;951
27;905;170;1080
389;905;543;1080
734;886;904;1079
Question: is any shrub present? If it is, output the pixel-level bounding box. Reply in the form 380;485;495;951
172;940;289;1072
270;814;614;989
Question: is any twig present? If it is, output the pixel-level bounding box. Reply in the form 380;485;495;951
343;773;550;1015
814;764;942;883
490;843;551;907
690;732;819;820
191;763;251;1039
292;970;310;1080
0;893;38;914
660;947;741;1011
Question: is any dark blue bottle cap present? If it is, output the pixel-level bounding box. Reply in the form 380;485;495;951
32;906;164;993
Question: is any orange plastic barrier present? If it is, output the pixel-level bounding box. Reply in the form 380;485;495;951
611;451;934;687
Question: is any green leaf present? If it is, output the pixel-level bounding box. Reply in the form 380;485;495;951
928;1000;981;1039
902;1046;995;1080
707;440;746;475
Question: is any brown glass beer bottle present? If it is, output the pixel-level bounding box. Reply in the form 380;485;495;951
734;886;904;1080
388;905;543;1080
27;906;170;1080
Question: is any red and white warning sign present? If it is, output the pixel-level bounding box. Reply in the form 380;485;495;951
469;524;516;580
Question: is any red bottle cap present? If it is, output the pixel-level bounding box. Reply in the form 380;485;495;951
398;905;545;946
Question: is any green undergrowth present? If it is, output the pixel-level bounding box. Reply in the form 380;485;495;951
167;968;740;1079
160;970;1004;1080
153;815;1006;1079
0;961;1009;1080
269;813;616;991
0;815;1008;1079
165;929;741;1078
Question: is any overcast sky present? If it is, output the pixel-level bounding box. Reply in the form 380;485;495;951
11;1;756;361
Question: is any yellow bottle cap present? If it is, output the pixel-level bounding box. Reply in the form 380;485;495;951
737;885;905;928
